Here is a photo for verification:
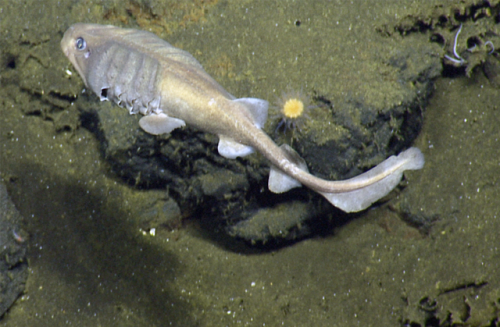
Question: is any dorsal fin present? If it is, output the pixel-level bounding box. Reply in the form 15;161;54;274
233;98;269;129
268;144;309;193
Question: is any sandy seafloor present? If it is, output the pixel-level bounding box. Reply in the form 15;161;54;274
1;0;500;326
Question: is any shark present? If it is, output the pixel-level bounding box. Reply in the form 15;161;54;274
61;23;424;212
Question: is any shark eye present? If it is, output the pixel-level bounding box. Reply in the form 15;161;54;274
75;37;86;50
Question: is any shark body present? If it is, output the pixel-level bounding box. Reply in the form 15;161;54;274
61;23;424;212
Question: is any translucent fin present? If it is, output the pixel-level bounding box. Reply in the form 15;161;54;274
139;113;186;135
218;135;254;159
233;98;269;129
319;147;425;212
268;144;309;193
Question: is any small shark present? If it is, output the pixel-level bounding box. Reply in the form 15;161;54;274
61;23;424;212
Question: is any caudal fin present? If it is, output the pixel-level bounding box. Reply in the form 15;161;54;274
318;147;424;212
268;146;424;213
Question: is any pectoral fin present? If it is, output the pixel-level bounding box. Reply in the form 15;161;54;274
139;113;186;135
218;135;254;159
268;144;308;193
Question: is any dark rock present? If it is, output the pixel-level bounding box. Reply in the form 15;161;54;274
227;200;323;244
